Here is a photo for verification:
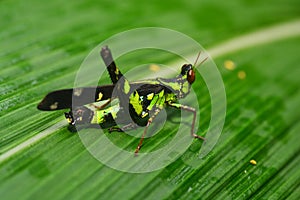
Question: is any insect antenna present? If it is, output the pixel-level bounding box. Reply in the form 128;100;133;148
193;51;201;67
194;51;208;69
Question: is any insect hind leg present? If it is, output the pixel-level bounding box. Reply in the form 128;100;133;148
100;46;124;84
100;46;131;109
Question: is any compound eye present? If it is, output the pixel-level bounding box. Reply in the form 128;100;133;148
181;64;190;75
187;70;195;84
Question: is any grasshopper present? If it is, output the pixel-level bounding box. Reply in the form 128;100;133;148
38;46;206;154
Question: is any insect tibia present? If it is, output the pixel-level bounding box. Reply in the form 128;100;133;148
100;46;114;67
100;46;124;84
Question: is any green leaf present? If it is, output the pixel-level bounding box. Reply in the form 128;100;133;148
1;0;300;199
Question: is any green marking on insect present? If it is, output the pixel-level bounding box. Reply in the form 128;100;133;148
50;102;58;110
96;92;103;101
73;88;83;96
147;93;154;100
115;68;120;76
130;91;143;115
124;79;130;94
37;46;207;155
146;94;158;111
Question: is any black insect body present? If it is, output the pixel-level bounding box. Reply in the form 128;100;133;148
38;46;206;154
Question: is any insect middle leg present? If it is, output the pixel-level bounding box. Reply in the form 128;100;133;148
168;102;205;140
108;122;139;133
134;107;162;155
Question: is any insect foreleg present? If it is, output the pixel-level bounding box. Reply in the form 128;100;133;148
168;103;205;141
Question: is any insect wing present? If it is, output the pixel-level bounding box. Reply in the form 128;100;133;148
37;85;115;111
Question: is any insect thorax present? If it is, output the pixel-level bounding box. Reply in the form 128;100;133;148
157;77;191;99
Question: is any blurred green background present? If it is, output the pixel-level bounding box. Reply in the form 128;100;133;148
1;0;300;199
